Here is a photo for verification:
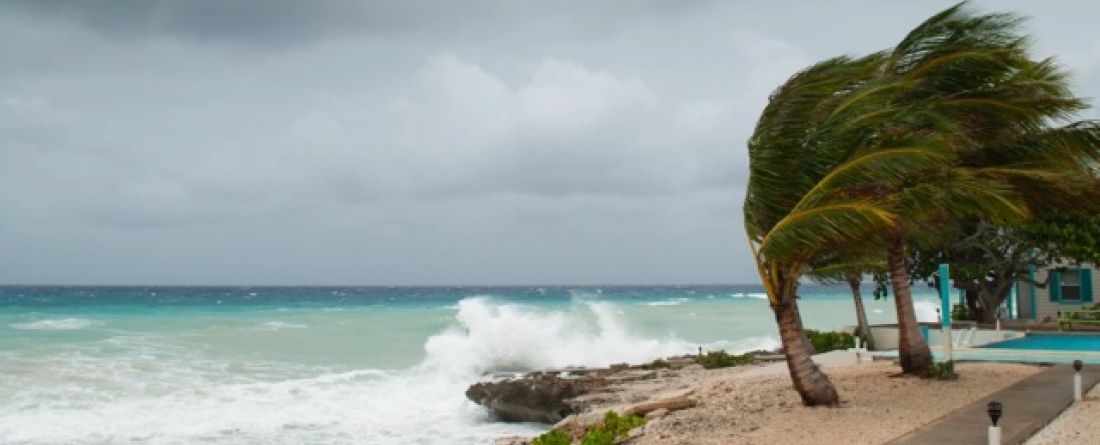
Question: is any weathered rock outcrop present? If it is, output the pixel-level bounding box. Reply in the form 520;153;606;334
465;373;613;423
625;388;696;416
465;364;700;424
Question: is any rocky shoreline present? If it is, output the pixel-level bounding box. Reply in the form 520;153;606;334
465;352;781;443
466;353;1044;445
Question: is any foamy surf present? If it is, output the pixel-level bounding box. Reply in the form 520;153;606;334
256;321;308;331
913;298;944;323
9;318;103;330
0;284;932;445
420;297;710;376
1;296;767;445
645;298;690;306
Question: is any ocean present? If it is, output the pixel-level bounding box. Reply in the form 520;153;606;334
0;285;941;445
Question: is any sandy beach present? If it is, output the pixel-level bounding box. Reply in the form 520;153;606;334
502;357;1048;445
1024;380;1100;445
638;362;1043;445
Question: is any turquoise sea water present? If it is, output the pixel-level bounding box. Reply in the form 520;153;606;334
0;285;940;445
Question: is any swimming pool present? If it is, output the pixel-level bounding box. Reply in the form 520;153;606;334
871;332;1100;364
978;333;1100;351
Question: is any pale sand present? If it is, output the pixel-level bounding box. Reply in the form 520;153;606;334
576;359;1043;445
1023;381;1100;445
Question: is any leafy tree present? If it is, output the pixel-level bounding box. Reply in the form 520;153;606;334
748;2;1099;378
829;3;1095;374
901;44;1100;324
1023;214;1100;266
910;209;1100;324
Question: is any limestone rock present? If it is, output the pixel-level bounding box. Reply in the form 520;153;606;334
645;408;669;421
626;396;696;415
466;374;611;423
552;415;587;438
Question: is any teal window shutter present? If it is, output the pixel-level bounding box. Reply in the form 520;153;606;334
1050;269;1062;302
1081;267;1093;303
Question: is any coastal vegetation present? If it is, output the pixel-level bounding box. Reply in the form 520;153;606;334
694;350;756;369
530;411;645;445
806;252;888;350
805;329;856;354
744;1;1100;405
912;212;1100;323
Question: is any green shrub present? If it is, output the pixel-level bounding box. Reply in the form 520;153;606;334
694;350;755;369
578;411;646;445
531;428;571;445
950;303;968;321
928;361;959;380
805;329;855;353
642;358;671;370
531;411;646;445
608;362;631;372
579;428;614;445
602;411;645;437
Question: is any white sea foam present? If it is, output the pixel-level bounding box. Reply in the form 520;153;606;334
705;336;782;353
566;289;602;301
645;298;689;306
421;297;703;376
0;296;780;445
9;318;103;330
913;299;943;323
731;292;769;299
0;363;518;444
0;337;530;445
256;321;307;331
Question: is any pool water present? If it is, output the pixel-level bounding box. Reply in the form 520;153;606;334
979;333;1100;351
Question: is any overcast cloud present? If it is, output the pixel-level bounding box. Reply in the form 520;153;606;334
1;1;1098;285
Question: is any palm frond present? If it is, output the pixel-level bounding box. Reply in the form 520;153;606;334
759;200;896;259
795;143;954;212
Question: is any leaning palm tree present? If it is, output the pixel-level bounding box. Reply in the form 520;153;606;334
806;250;887;350
747;1;1100;396
745;52;954;405
862;3;1097;374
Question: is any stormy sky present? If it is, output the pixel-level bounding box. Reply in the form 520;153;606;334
2;1;1098;286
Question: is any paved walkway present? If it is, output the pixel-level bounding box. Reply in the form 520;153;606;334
883;364;1100;445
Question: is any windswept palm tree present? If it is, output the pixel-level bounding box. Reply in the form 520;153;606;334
745;52;952;405
862;3;1098;374
748;2;1098;382
806;251;887;350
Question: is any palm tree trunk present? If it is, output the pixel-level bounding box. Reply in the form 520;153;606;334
773;298;839;406
792;295;816;354
887;234;933;375
847;274;875;350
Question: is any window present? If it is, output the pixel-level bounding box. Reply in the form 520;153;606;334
1050;267;1093;304
1061;270;1081;301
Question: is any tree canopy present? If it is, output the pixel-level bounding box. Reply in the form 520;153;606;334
745;0;1100;393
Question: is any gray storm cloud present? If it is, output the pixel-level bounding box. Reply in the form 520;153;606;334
0;1;1097;285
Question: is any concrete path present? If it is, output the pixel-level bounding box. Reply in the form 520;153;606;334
883;364;1100;445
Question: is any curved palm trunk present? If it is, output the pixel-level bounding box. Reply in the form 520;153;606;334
847;274;875;350
773;298;839;406
887;234;933;375
792;296;816;354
